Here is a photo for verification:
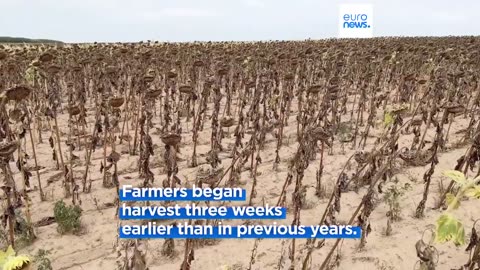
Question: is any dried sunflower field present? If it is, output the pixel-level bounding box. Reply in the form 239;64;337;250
0;37;479;270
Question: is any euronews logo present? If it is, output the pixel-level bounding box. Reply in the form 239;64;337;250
342;14;371;29
338;4;373;38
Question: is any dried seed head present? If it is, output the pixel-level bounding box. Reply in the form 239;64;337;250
68;105;81;116
167;69;177;79
105;65;116;75
196;164;224;184
0;50;7;61
204;78;214;88
161;133;181;146
410;116;423;126
196;164;214;181
220;117;235;127
46;64;62;74
71;65;82;72
399;147;416;161
5;85;32;101
193;60;205;67
145;89;162;100
9;108;25;122
0;141;18;158
310;126;332;145
39;51;54;63
328;86;339;95
5;61;15;71
329;76;340;86
107;151;121;163
109;97;125;108
144;75;155;83
179;85;194;95
389;104;408;116
246;81;256;89
144;69;156;83
417;75;430;85
284;73;295;81
445;103;465;115
217;67;228;76
80;58;91;65
307;85;322;94
31;59;41;67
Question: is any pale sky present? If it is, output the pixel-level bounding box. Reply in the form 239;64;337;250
0;0;478;43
